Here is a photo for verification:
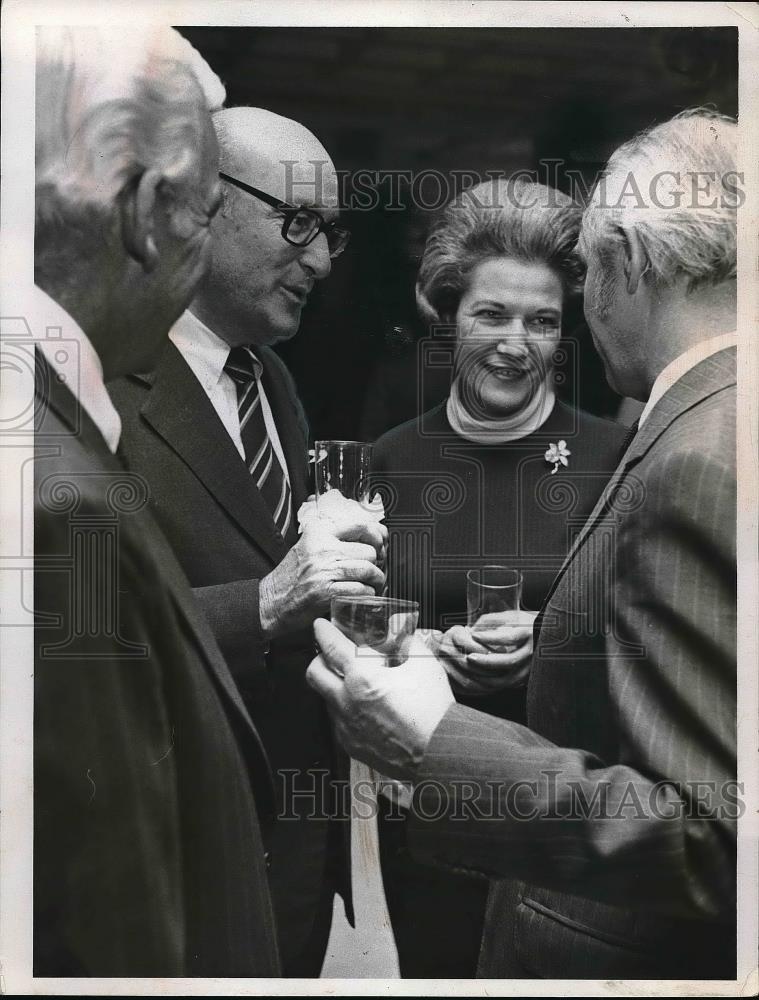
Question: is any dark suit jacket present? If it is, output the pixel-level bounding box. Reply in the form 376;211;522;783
34;353;280;977
109;341;352;944
407;348;737;979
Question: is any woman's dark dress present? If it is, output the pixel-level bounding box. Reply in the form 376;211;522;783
371;398;628;978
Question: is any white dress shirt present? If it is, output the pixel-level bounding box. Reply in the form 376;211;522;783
638;331;737;428
34;284;122;453
169;309;290;484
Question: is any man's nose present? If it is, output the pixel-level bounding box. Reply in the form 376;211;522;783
300;231;332;280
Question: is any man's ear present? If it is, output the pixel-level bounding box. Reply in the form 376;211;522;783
618;225;651;295
119;168;163;273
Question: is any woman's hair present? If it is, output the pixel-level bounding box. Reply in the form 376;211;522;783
416;178;584;325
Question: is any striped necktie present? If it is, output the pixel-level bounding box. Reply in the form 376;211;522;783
224;346;293;538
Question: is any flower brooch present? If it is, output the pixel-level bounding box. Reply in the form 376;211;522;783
545;440;571;474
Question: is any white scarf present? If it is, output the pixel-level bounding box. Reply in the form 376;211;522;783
446;374;556;444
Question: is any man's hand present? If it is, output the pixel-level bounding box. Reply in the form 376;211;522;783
297;492;388;567
306;619;455;781
438;610;537;695
259;522;386;638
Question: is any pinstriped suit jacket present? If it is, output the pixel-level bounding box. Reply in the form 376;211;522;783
407;347;737;979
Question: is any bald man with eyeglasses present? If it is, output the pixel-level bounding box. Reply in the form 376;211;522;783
110;106;386;977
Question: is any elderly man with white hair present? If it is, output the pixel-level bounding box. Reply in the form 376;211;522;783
308;108;739;980
33;27;279;976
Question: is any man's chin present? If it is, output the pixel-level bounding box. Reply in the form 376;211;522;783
116;340;166;380
604;371;622;396
588;326;620;393
260;319;301;347
109;321;172;380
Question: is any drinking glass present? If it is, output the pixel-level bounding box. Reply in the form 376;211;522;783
466;566;523;630
314;440;373;507
330;596;419;667
330;596;419;838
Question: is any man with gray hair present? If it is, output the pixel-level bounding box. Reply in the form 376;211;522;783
33;27;279;976
308;108;739;979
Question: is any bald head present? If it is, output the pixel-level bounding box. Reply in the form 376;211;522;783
191;107;341;349
212;107;338;209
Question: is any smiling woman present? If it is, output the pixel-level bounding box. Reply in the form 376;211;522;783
453;256;563;427
370;178;629;978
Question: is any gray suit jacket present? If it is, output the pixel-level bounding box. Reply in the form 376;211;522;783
407;347;737;979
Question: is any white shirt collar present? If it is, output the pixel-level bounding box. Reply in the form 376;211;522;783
638;331;737;428
34;284;122;453
169;309;263;386
169;308;231;388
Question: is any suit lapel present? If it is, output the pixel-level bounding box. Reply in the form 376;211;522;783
140;343;287;564
539;347;737;614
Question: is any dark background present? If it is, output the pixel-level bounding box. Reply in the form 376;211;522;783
179;26;738;441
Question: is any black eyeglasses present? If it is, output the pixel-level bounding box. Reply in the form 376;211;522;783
219;171;350;259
